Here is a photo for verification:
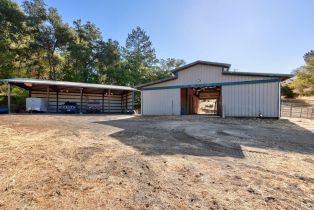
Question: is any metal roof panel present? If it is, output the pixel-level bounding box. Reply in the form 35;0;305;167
1;78;137;91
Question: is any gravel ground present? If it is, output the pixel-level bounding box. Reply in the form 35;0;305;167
0;114;313;210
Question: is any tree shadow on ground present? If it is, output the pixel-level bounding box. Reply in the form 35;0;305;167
108;122;245;158
97;120;245;158
93;117;314;158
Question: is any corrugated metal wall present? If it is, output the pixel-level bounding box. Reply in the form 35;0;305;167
222;82;280;118
142;89;180;115
147;64;272;88
141;64;281;117
31;90;133;113
121;92;134;111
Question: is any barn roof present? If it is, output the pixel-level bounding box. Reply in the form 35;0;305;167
136;60;294;88
1;78;137;93
171;60;231;73
222;71;293;78
135;76;178;89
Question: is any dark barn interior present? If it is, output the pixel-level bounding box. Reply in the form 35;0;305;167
180;86;222;115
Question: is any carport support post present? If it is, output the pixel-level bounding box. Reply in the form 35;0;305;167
47;86;50;113
132;91;135;111
7;83;11;114
56;90;59;113
80;88;83;114
102;91;104;113
108;90;111;113
125;92;128;111
141;91;143;115
120;94;123;113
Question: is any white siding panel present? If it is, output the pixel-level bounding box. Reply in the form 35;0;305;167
177;65;223;85
222;82;279;118
143;89;180;115
146;64;276;88
142;64;281;117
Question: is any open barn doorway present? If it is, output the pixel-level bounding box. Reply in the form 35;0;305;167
180;86;222;116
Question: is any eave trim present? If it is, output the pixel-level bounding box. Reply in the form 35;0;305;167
142;79;280;90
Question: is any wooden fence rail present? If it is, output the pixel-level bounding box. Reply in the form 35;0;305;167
281;104;314;119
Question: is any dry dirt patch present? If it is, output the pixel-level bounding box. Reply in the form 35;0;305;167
0;114;313;209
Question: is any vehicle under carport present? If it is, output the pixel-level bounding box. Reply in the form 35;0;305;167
1;78;138;114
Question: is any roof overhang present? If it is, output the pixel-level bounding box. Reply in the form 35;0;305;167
136;76;178;89
1;78;138;94
222;71;294;81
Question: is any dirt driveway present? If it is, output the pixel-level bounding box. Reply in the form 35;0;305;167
0;114;313;209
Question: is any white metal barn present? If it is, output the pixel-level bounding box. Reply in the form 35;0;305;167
137;61;293;118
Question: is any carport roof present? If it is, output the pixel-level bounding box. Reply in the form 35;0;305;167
1;78;137;92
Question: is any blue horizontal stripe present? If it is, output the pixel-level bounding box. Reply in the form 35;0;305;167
143;79;280;90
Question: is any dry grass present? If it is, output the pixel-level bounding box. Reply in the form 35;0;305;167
282;96;314;107
0;114;313;209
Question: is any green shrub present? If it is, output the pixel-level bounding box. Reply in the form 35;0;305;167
281;85;296;98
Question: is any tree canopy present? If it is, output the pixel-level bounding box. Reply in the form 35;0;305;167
0;0;185;89
289;50;314;96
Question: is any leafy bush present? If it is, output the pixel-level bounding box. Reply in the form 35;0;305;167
281;85;296;98
0;87;28;112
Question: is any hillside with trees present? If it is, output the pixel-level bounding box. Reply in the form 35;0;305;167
0;0;185;89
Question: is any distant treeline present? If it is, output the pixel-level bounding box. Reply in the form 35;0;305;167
0;0;185;88
2;0;313;98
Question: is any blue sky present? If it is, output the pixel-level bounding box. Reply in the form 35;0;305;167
16;0;314;74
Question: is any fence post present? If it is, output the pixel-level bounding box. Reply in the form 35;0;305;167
306;108;309;118
289;104;292;117
300;108;302;118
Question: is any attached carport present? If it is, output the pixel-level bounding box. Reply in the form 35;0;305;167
2;78;137;114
